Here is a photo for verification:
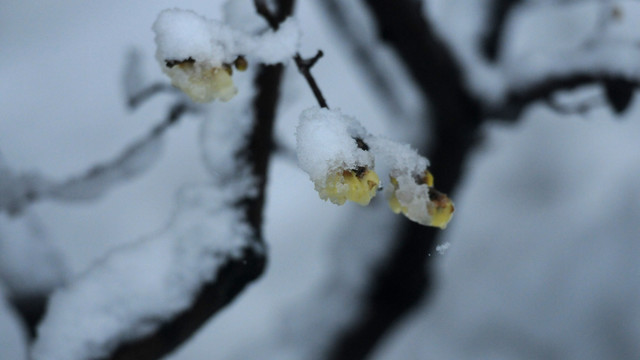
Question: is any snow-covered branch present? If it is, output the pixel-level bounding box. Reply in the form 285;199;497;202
429;0;640;118
31;4;292;359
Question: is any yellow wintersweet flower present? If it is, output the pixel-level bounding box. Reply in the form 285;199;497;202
164;59;238;103
388;171;454;229
388;176;406;214
317;168;380;206
426;188;455;229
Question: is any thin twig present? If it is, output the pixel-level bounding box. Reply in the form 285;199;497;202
254;0;329;108
1;102;193;216
128;83;178;109
294;51;329;108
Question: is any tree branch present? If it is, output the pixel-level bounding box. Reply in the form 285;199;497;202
107;4;293;360
1;102;192;216
108;247;266;360
482;0;523;61
255;0;327;109
325;1;485;358
492;74;640;120
127;83;178;109
294;51;329;108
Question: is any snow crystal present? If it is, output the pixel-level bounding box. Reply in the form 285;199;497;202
32;185;253;360
223;0;270;33
47;134;163;201
435;242;450;255
296;107;374;183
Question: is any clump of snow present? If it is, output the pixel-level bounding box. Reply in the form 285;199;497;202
32;185;254;360
296;107;374;183
368;136;429;178
153;8;300;103
503;43;640;92
435;242;450;255
153;8;299;68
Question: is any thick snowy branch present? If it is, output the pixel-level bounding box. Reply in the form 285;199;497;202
492;43;640;118
30;4;291;359
493;73;640;120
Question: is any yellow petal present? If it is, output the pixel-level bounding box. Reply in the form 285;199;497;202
167;65;238;103
318;169;379;206
427;194;455;229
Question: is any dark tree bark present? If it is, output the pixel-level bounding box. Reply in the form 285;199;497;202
327;1;483;359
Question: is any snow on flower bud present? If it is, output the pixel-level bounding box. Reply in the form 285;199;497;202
388;171;454;229
153;8;300;103
296;108;378;206
296;107;454;228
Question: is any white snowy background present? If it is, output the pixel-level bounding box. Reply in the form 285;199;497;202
1;1;639;359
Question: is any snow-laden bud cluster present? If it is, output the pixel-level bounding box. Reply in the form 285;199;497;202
296;108;379;206
296;107;454;228
153;8;299;103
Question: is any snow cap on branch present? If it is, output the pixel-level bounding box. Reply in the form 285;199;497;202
153;8;299;103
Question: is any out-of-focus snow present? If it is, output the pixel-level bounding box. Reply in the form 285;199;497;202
425;0;508;103
230;200;401;360
32;185;253;360
153;8;299;67
0;211;68;299
0;284;28;360
373;105;640;360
